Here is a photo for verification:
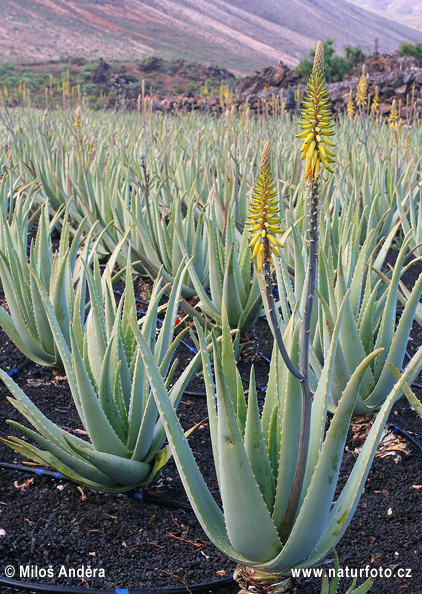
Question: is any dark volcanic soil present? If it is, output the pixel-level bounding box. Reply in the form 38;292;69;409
0;269;422;594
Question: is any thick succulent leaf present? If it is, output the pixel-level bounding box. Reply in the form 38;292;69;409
207;213;224;307
302;291;349;500
69;329;130;456
388;363;422;418
121;255;138;361
184;254;221;321
316;289;351;407
83;258;107;360
98;337;127;442
33;205;53;288
336;261;374;399
244;367;275;512
0;305;55;366
158;326;190;379
296;347;422;570
356;278;380;356
271;321;301;530
221;303;246;424
238;225;252;293
155;258;187;363
51;255;72;347
148;345;206;461
367;271;422;408
0;255;55;364
373;235;412;377
214;344;282;562
348;233;374;317
140;277;167;347
130;389;158;462
261;349;382;574
222;246;245;326
261;343;282;440
64;438;151;486
135;328;246;563
29;252;55;355
126;349;147;451
0;370;77;452
0;435;120;491
267;404;281;480
6;422;116;486
194;320;221;488
346;578;373;594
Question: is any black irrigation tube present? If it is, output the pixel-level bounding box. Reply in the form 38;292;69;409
0;576;234;594
0;462;234;594
389;424;422;456
6;359;31;377
0;463;192;512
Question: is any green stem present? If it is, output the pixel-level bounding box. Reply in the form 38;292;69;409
280;178;319;540
263;241;302;380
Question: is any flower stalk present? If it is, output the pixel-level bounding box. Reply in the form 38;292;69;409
248;40;336;542
283;40;335;538
246;142;302;380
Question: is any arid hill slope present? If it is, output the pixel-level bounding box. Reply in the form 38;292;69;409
1;0;422;74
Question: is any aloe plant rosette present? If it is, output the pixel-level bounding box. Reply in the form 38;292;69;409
129;43;422;593
0;258;204;492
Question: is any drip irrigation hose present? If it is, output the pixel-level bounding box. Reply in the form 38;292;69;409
388;424;422;456
0;463;192;511
0;462;234;594
6;359;31;377
0;575;234;594
113;290;151;308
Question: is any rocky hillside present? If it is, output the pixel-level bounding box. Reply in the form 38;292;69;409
1;0;422;74
0;56;236;109
152;52;422;119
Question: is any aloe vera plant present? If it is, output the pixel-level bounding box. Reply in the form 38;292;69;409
136;306;422;592
0;260;202;492
275;215;422;415
128;43;422;593
129;194;210;298
184;204;262;333
0;201;98;367
317;232;422;415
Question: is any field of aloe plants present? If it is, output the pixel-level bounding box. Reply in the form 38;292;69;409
0;45;422;594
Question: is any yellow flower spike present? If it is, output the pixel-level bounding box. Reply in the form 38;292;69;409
389;99;399;130
355;64;368;109
346;89;355;119
371;85;380;115
297;40;335;185
246;142;284;271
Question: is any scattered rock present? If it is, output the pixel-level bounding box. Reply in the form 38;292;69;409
395;85;408;95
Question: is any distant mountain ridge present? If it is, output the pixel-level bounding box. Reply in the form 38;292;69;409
348;0;422;31
1;0;422;74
